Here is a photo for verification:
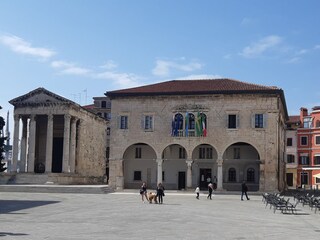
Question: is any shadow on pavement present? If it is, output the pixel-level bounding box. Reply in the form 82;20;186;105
0;200;60;214
0;232;29;237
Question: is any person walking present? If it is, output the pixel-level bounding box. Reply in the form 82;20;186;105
207;182;213;200
140;182;148;203
195;186;200;199
156;182;165;204
241;181;250;201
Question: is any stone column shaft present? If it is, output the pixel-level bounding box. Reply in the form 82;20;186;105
27;115;36;172
45;114;53;173
62;114;71;173
12;114;20;172
156;159;163;184
186;160;193;189
217;158;224;190
20;117;28;172
69;118;77;173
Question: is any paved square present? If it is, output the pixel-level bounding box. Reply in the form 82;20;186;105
1;191;320;239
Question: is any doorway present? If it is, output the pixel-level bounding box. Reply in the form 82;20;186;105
200;168;212;190
178;171;186;190
52;137;63;173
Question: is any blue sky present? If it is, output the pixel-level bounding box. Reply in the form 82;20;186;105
1;0;320;135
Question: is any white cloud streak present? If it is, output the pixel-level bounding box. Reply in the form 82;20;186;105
152;59;202;76
0;34;55;59
51;60;91;76
95;71;142;88
240;35;282;58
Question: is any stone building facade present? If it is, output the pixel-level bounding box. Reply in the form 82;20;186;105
106;79;288;192
8;88;107;184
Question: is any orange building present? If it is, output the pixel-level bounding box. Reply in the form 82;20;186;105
296;107;320;188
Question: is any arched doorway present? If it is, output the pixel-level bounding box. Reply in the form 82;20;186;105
123;143;157;189
192;144;218;190
162;144;187;190
222;142;260;191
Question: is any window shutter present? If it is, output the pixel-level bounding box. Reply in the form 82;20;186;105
141;115;145;129
117;116;120;129
263;114;267;128
251;114;255;128
236;115;240;129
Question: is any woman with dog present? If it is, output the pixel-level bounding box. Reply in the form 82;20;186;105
140;182;148;203
156;182;165;204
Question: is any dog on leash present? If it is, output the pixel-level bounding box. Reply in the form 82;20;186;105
148;192;158;204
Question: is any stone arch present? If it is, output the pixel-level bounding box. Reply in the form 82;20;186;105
192;143;218;190
123;142;157;189
222;142;260;191
161;144;188;190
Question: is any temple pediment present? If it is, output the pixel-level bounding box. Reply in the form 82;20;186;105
9;87;75;107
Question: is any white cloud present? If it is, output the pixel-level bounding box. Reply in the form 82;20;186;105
100;60;118;70
95;71;142;88
314;45;320;50
286;57;300;64
152;59;202;76
0;34;55;59
240;35;283;58
175;74;223;80
51;60;91;76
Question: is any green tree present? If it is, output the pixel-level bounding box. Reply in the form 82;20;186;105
0;105;7;172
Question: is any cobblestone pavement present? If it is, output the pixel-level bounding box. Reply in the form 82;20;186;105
0;191;320;240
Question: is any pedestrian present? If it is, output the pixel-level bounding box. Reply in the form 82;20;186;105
207;182;213;200
241;181;250;201
140;182;148;203
195;186;200;199
212;176;218;190
156;182;165;204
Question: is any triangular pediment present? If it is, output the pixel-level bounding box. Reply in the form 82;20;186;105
9;87;76;107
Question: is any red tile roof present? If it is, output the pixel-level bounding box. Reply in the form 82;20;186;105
106;78;281;97
287;115;300;124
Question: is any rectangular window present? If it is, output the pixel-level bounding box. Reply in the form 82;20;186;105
303;117;312;128
107;127;110;136
162;171;165;182
316;136;320;145
179;148;186;159
206;148;213;159
134;171;141;181
255;114;264;128
301;136;308;146
135;147;142;159
287;154;295;163
316;177;320;184
199;147;205;159
120;116;128;129
287;138;293;146
301;172;308;185
233;148;240;159
144;115;153;131
314;156;320;165
228;114;237;129
299;156;309;165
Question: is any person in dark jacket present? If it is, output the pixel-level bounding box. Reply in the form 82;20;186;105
241;181;250;201
156;182;165;204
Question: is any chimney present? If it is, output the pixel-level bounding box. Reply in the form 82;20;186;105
300;107;308;126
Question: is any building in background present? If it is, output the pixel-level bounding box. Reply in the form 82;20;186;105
296;107;320;189
106;78;288;192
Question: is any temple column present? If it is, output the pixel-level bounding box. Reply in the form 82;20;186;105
186;159;193;189
156;158;163;184
27;115;36;172
19;117;28;172
69;117;77;173
217;158;224;190
11;114;20;172
45;114;53;173
62;114;71;173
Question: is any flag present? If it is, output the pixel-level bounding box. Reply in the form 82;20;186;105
195;112;202;136
185;112;189;137
202;113;207;137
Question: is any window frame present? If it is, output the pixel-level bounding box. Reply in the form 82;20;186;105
247;168;255;182
135;147;142;159
300;136;308;146
228;168;236;182
120;115;128;129
144;115;154;131
254;113;264;128
287;138;293;147
315;135;320;145
287;154;295;163
133;171;142;181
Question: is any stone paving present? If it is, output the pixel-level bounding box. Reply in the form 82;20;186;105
0;190;320;240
